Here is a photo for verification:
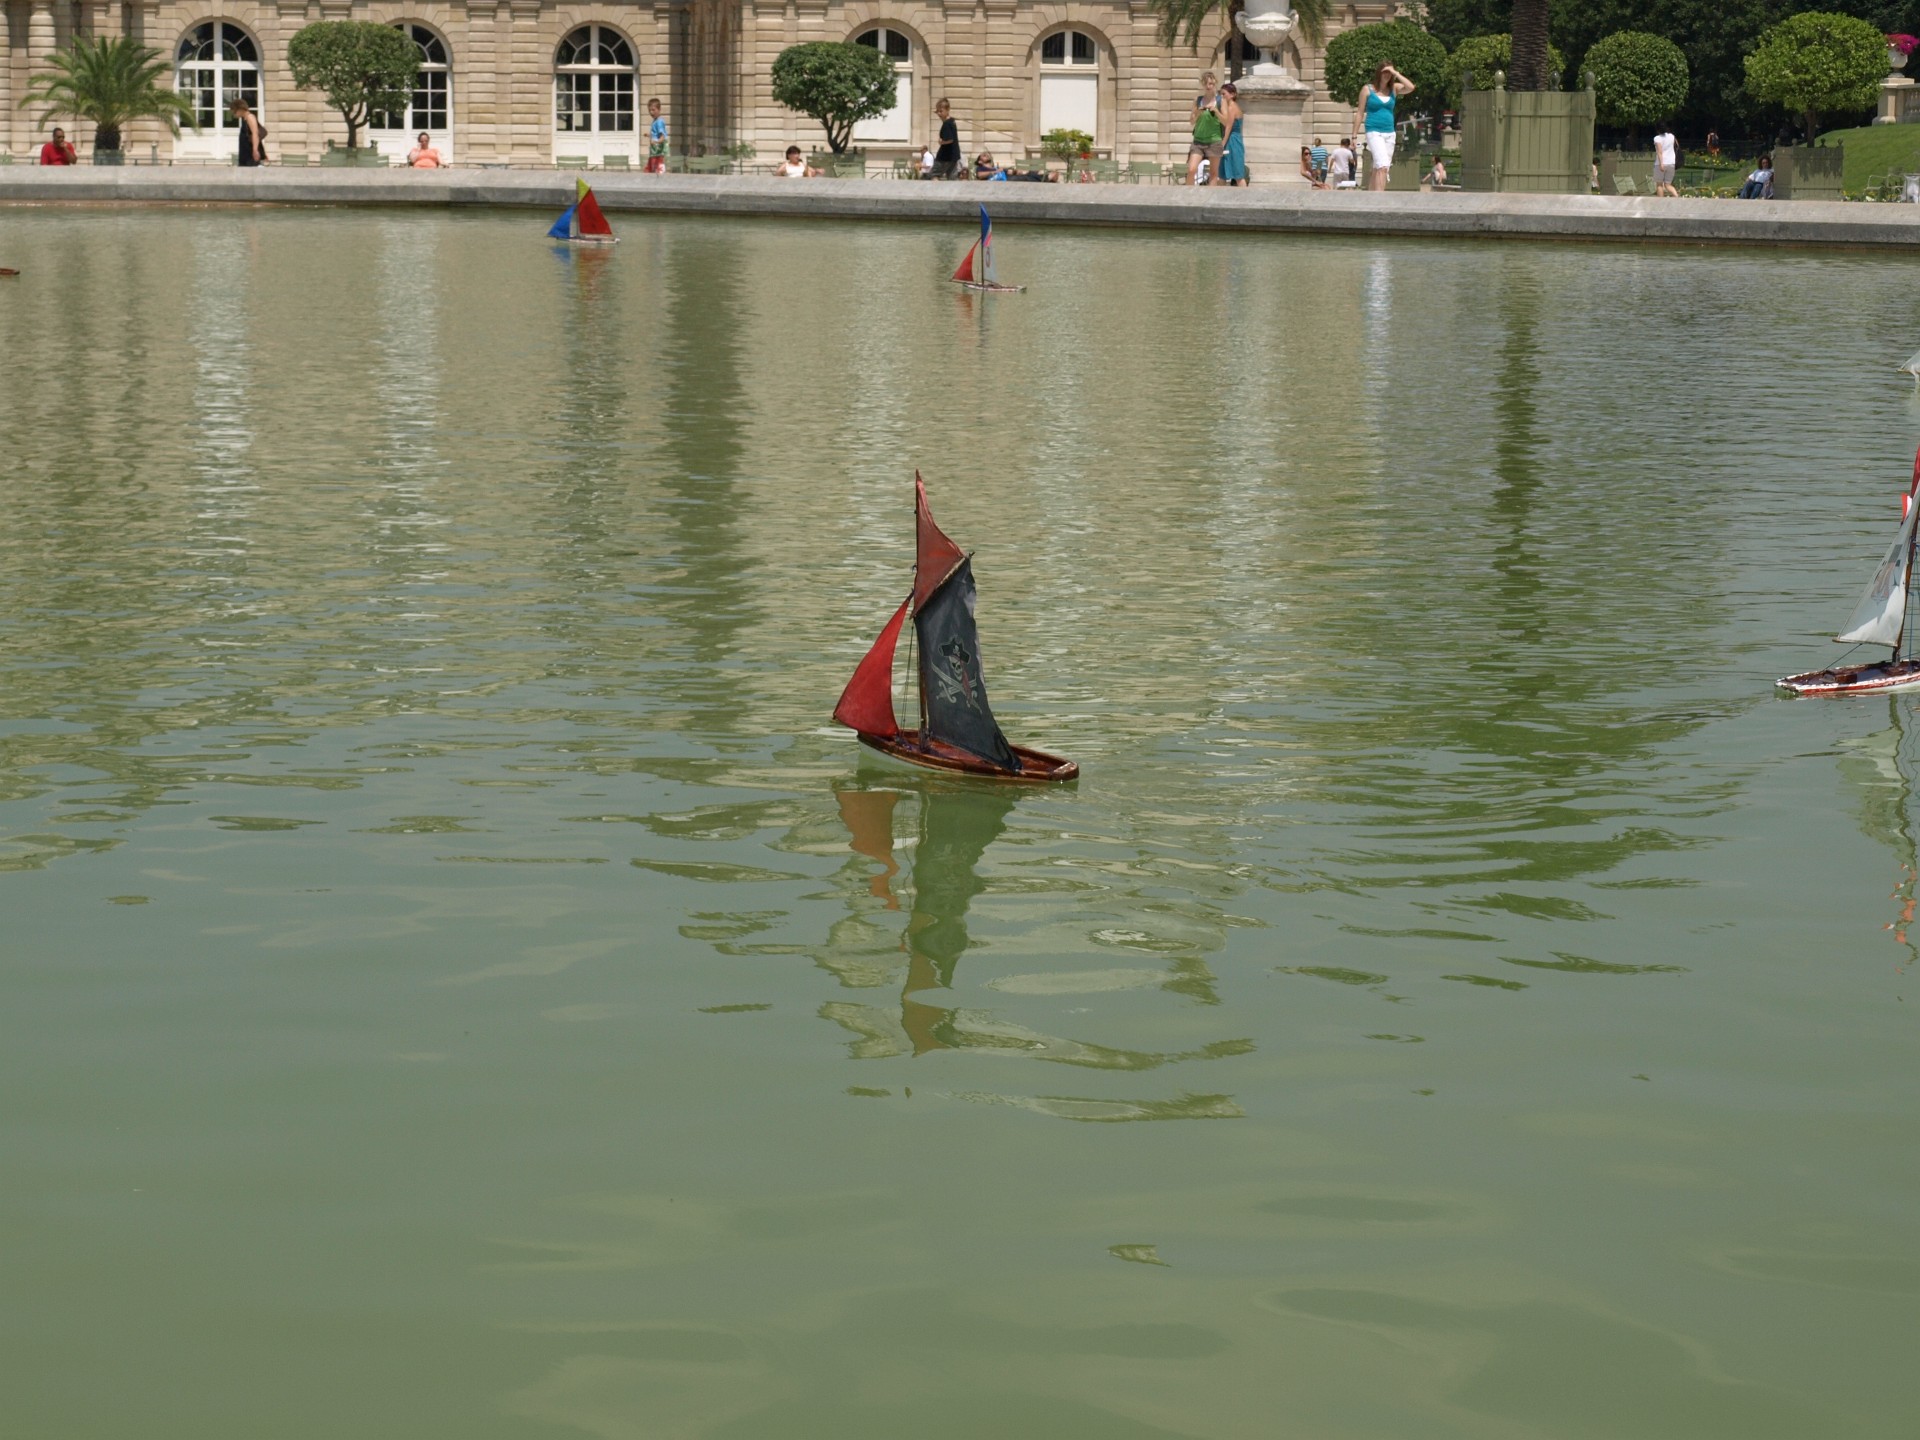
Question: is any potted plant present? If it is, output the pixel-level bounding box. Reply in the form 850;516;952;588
1890;33;1918;71
18;34;198;164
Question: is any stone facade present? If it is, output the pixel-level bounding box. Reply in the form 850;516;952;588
0;0;1402;172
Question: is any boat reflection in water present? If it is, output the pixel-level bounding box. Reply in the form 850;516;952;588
1837;697;1920;973
817;777;1250;1118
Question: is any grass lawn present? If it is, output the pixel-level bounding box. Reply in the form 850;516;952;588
1808;124;1920;192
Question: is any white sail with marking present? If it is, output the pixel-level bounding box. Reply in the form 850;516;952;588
1901;348;1920;377
1837;495;1920;646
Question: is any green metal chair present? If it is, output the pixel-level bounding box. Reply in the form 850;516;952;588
276;152;307;168
1611;174;1639;195
1125;160;1161;184
1082;158;1121;183
555;155;590;170
600;153;631;170
832;156;866;178
687;155;731;175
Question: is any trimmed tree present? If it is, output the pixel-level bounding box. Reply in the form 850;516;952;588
770;42;896;155
1322;19;1448;109
1583;32;1688;141
287;21;419;151
1743;10;1885;139
1444;33;1567;106
18;34;199;155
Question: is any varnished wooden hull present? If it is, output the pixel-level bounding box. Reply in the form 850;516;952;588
857;730;1077;782
1778;658;1920;696
954;281;1024;293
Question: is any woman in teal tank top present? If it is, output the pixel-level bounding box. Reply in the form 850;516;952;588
1354;61;1415;191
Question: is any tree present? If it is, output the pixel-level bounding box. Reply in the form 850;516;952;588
1144;0;1329;78
1744;9;1886;137
1444;33;1568;104
1583;31;1690;135
287;21;419;151
1322;19;1449;108
18;34;198;154
1509;0;1552;89
770;42;895;154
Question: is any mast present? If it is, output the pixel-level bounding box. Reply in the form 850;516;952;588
1900;517;1919;663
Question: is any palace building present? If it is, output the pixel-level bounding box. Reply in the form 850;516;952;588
0;1;1402;170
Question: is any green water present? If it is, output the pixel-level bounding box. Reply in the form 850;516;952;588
1;208;1916;1437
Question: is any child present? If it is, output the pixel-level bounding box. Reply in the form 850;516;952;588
645;98;668;173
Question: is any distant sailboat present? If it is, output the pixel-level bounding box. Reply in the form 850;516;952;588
1780;449;1920;695
833;474;1076;780
951;207;1023;293
547;179;617;244
1901;348;1920;382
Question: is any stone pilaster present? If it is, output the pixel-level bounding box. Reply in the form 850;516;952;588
1235;72;1310;185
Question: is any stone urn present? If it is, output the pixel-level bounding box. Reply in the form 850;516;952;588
1234;6;1296;78
1892;44;1910;73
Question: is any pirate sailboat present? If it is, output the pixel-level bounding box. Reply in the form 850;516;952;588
951;207;1023;293
547;179;617;244
1780;450;1920;696
833;475;1076;781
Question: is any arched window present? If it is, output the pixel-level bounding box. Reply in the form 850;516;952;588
1038;30;1099;140
555;26;635;137
853;27;914;144
372;26;451;137
176;22;259;134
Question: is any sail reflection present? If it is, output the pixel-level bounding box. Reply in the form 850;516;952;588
1838;697;1920;971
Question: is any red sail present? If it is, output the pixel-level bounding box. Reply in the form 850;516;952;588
576;187;615;238
913;472;967;609
951;242;976;284
832;597;910;737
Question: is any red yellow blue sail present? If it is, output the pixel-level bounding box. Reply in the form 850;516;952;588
547;179;617;242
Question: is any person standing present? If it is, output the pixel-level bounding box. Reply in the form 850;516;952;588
38;127;77;165
1186;71;1225;186
231;98;265;167
1651;125;1678;197
646;98;668;173
1326;137;1356;188
1215;83;1248;186
1309;136;1328;181
932;99;961;179
1354;61;1414;191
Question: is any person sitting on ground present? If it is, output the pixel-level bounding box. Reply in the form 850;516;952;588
973;151;1004;181
1738;155;1774;200
39;127;77;165
776;145;821;178
1423;155;1448;188
1299;145;1328;189
407;132;442;168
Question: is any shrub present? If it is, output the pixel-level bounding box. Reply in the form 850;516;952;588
1040;128;1094;161
287;22;419;151
1744;11;1886;139
1583;31;1689;131
1443;33;1568;106
770;43;897;155
1322;20;1448;110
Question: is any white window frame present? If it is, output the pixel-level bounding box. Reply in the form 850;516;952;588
174;21;261;161
553;25;637;166
852;27;914;145
371;25;453;165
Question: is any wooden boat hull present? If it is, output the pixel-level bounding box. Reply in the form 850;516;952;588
954;281;1024;293
1778;658;1920;696
857;730;1077;782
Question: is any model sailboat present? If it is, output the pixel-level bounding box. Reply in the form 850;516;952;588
833;474;1076;781
1780;450;1920;695
547;179;617;243
951;207;1023;293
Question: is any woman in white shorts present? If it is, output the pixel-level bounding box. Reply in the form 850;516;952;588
1354;61;1416;191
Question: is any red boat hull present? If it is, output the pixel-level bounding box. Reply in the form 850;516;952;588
857;730;1077;782
1777;658;1920;696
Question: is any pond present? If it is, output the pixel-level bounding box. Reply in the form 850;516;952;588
1;207;1915;1438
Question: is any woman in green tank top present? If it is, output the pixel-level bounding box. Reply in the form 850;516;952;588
1186;71;1226;187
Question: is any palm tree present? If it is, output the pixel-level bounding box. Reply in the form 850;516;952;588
1507;0;1551;91
20;34;199;155
1147;0;1330;79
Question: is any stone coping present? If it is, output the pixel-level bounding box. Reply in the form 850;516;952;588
3;167;1918;249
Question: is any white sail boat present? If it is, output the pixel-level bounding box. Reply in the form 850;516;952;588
1900;348;1920;381
1780;453;1920;695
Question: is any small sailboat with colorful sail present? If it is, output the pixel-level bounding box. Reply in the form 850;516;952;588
833;474;1076;781
547;178;617;244
1780;449;1920;696
951;207;1023;293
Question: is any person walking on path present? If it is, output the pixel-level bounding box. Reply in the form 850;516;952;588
1326;137;1356;188
1215;83;1248;186
646;98;669;173
1652;126;1679;197
932;99;962;179
231;98;265;167
1354;61;1414;191
38;127;76;165
1187;72;1226;186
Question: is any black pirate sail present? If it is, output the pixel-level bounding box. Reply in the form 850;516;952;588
831;475;1078;783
